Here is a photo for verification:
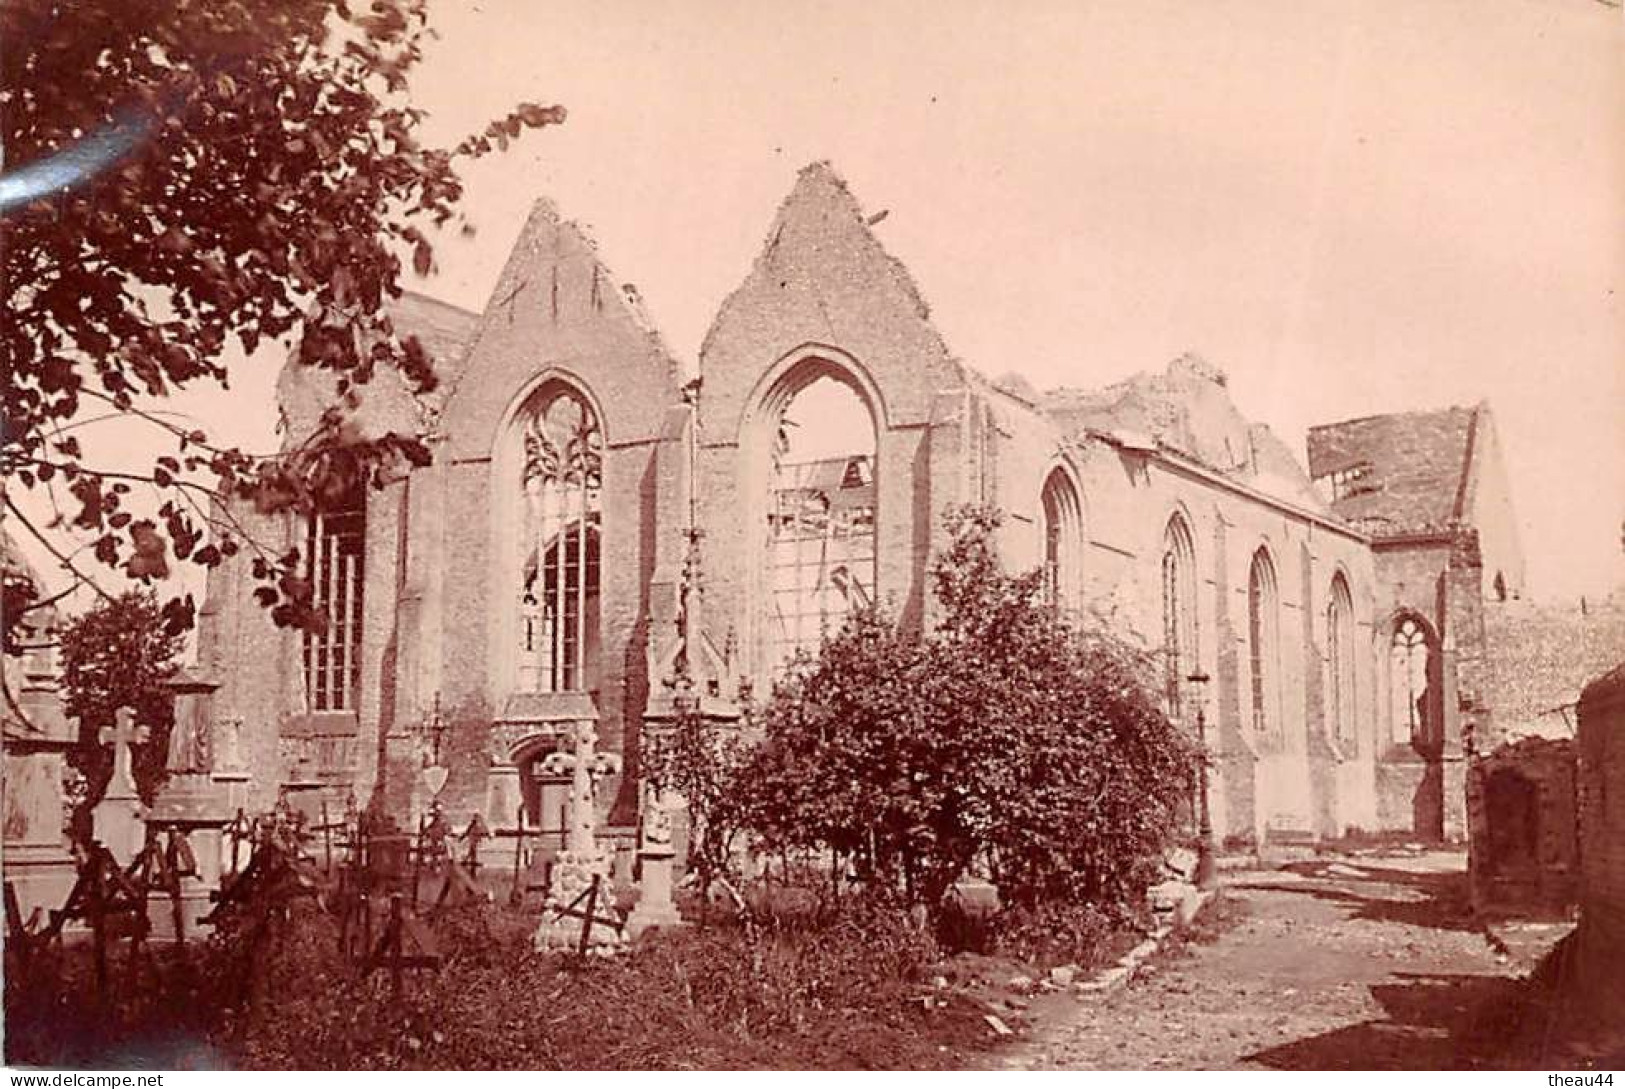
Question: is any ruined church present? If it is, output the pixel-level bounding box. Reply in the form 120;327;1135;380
193;162;1534;854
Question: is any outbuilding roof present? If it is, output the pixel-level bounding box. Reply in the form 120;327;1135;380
1306;405;1480;537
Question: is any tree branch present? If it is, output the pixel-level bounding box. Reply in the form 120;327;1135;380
18;582;79;616
2;497;115;607
76;387;278;460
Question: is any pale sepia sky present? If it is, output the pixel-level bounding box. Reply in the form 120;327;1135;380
414;0;1624;601
14;0;1624;611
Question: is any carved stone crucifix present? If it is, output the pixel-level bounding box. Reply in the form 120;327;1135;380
99;706;149;797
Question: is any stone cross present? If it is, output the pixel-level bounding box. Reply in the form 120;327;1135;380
99;707;149;797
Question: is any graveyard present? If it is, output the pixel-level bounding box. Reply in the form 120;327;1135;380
2;525;1208;1071
3;535;1621;1070
0;710;1157;1071
5;0;1623;1073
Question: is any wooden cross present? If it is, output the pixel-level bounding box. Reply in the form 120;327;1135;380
99;707;149;795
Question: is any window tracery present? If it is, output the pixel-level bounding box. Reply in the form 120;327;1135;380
517;387;602;694
1389;616;1432;746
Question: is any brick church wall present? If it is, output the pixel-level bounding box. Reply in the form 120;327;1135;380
191;162;1534;861
695;163;974;682
431;200;683;828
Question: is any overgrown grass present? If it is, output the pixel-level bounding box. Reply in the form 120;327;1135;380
5;891;1000;1070
6;872;1178;1071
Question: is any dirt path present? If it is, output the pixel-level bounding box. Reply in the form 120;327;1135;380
1008;852;1584;1070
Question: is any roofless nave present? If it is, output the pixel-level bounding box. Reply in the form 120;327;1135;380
195;161;1541;856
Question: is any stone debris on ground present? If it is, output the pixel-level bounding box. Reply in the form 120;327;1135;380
990;849;1603;1071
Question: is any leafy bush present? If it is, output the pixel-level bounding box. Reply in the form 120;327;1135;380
741;506;1200;918
642;698;753;905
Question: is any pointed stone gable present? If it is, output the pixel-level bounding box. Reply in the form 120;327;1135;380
440;198;681;460
1456;404;1527;597
699;162;968;439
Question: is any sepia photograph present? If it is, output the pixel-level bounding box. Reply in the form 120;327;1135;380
2;0;1622;1075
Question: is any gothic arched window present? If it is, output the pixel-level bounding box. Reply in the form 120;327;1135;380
1327;573;1356;748
1247;547;1281;739
1160;514;1198;720
1389;616;1432;746
764;372;877;674
518;386;602;694
1040;468;1084;613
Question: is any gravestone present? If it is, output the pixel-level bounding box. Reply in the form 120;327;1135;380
145;669;234;939
1;641;79;918
93;707;147;862
626;783;683;938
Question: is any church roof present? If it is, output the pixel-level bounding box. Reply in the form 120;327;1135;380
775;455;876;513
1306;405;1480;537
277;291;481;446
391;291;481;390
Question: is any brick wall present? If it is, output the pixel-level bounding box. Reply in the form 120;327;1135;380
1457;595;1625;918
1466;737;1577;913
431;200;682;828
1575;664;1625;1007
1481;594;1625;746
696;163;975;684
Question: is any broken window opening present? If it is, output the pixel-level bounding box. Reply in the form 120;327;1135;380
1327;574;1357;749
1389;616;1432;746
1248;547;1281;740
1161;514;1198;722
518;386;603;695
766;376;876;674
